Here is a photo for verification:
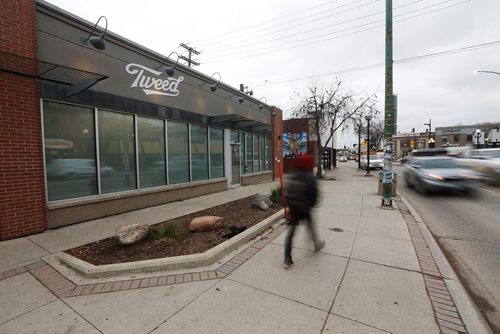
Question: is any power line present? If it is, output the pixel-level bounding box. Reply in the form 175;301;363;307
203;0;468;63
204;0;424;55
199;0;376;50
250;40;500;87
190;0;344;45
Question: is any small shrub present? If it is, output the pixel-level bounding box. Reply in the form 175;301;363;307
147;221;179;240
270;186;283;207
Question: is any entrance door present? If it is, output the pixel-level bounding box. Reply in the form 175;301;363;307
231;144;240;185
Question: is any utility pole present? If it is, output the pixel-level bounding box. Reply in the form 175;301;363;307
384;0;396;139
424;118;432;140
179;43;200;68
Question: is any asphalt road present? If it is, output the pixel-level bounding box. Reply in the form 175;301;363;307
391;163;500;332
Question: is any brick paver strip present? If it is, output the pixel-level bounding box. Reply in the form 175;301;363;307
192;272;200;282
149;277;159;287
166;275;176;285
183;273;192;283
130;279;141;289
158;276;167;286
70;285;86;297
207;271;217;279
80;285;95;295
200;272;209;280
139;278;149;288
395;199;468;333
111;281;123;291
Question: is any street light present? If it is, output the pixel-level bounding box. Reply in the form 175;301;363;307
424;118;432;142
356;118;362;170
474;70;500;77
428;138;435;148
365;114;372;175
475;129;481;149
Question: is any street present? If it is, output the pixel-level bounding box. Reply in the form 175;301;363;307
337;161;500;331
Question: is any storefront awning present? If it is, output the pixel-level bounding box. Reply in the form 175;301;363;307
0;50;108;96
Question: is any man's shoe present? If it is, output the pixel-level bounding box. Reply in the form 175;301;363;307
315;240;325;253
283;256;294;269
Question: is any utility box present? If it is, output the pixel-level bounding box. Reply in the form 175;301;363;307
378;172;397;196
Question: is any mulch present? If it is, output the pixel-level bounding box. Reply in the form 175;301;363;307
64;195;280;265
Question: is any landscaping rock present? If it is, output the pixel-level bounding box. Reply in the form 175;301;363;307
189;216;224;232
115;224;150;245
252;193;274;210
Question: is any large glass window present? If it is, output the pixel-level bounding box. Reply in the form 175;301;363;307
138;117;165;188
43;101;97;201
265;137;271;170
191;125;208;181
253;134;260;172
260;136;266;171
98;111;136;193
210;128;224;178
168;121;189;184
245;133;253;173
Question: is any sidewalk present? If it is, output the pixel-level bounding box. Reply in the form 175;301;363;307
0;165;492;333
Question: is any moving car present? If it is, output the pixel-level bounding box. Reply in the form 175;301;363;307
405;156;480;194
360;155;383;170
339;156;348;162
457;148;500;186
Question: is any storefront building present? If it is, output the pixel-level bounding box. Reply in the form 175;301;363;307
0;0;283;240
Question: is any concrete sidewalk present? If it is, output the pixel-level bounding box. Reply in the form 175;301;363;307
0;164;492;333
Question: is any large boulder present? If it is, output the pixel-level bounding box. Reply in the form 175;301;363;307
252;193;274;210
115;224;150;245
189;216;224;232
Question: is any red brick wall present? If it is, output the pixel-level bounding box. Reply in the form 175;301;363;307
271;107;283;179
0;0;46;239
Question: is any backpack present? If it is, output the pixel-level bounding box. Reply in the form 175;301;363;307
285;173;315;215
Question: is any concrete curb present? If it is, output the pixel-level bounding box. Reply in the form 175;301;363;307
397;193;492;334
57;210;285;278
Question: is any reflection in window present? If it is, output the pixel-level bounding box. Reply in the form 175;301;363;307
168;121;189;184
210;128;224;178
43;101;97;201
260;136;265;171
98;111;136;193
265;137;271;170
191;125;208;181
253;134;259;172
138;117;165;188
245;133;253;173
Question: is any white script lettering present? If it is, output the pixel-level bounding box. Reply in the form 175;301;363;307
125;63;184;96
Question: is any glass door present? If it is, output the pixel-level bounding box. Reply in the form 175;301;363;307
231;143;240;185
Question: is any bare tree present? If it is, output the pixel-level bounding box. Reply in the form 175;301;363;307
291;79;377;177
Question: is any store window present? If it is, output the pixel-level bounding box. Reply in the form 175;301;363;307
260;135;266;171
191;125;208;181
168;121;189;184
138;117;165;188
43;101;97;201
98;110;136;193
245;133;253;173
253;134;260;172
442;136;448;145
210;128;224;178
453;135;460;143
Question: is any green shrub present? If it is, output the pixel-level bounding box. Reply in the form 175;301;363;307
147;221;179;240
270;186;283;207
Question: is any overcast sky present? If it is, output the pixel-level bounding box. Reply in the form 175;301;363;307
46;0;500;148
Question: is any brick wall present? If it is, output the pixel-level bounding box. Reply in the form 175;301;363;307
0;0;47;240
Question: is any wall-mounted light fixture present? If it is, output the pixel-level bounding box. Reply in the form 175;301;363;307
199;72;221;92
229;93;245;103
157;52;180;77
258;97;268;110
80;16;108;50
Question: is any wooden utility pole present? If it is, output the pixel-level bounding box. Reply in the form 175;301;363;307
179;43;200;67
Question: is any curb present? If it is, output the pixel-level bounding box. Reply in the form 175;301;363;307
57;210;285;278
396;193;492;334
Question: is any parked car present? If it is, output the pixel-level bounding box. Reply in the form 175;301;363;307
405;156;481;194
339;156;348;162
456;148;500;185
46;158;115;179
360;155;383;170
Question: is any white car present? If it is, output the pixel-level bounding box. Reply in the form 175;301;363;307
360;155;383;170
338;156;347;162
457;148;500;185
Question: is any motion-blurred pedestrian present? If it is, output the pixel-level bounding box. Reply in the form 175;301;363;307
283;154;324;268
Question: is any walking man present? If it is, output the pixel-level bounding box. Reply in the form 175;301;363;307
283;154;325;268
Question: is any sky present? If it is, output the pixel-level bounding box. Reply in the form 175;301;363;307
45;0;500;148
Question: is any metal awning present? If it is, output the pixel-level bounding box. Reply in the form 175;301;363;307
210;114;270;132
0;50;108;96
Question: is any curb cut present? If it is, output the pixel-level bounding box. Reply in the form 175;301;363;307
57;210;285;278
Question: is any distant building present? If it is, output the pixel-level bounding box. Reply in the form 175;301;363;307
393;131;435;159
435;123;500;148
